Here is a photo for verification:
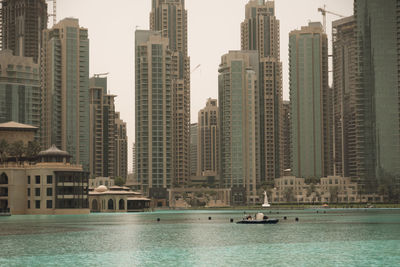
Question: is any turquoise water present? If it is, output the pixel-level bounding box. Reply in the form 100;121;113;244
1;209;400;266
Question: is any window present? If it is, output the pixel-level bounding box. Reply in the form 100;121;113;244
28;176;31;184
27;188;30;196
46;200;52;209
35;188;40;196
47;175;53;184
35;200;40;209
47;188;53;196
35;176;40;184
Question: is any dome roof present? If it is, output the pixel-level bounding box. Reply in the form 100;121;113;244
95;185;108;192
38;145;70;157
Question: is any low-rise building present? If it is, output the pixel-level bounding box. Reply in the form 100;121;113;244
89;185;150;212
89;177;115;189
0;145;89;215
272;176;384;204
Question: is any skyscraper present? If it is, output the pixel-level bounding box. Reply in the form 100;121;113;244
353;0;400;190
197;98;219;177
0;50;40;129
189;123;197;177
115;112;128;180
89;76;117;178
241;0;283;183
332;16;357;178
135;30;172;195
289;22;331;179
0;0;47;63
219;50;260;205
150;0;190;187
41;18;90;170
282;100;291;172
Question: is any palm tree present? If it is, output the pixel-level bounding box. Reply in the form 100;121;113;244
26;141;41;161
283;187;294;203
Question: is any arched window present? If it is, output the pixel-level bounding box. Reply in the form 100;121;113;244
92;199;98;211
0;173;8;184
119;199;125;210
108;199;114;210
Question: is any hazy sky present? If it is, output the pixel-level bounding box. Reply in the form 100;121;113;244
56;0;353;173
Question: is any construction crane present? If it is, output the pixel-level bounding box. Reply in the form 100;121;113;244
46;0;57;25
191;64;201;74
318;5;345;33
94;72;109;78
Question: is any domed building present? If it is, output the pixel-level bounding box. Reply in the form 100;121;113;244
89;185;150;212
0;145;90;215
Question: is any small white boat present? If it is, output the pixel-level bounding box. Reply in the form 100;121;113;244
262;191;271;208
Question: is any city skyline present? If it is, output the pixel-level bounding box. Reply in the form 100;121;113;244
56;0;353;172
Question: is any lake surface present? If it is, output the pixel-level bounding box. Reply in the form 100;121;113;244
1;209;400;266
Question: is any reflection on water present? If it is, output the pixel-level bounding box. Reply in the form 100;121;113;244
1;209;400;266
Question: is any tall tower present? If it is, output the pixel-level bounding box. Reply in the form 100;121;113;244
135;30;173;195
41;18;90;171
189;123;198;177
115;112;128;180
332;16;357;178
219;50;260;205
0;0;47;63
289;22;331;179
197;98;219;177
353;0;400;191
282;100;291;172
241;0;283;184
150;0;190;187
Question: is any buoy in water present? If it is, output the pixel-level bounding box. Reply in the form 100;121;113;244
284;216;287;220
230;218;234;223
208;216;212;220
295;217;299;222
157;218;160;222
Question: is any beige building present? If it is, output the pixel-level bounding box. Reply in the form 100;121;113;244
197;98;219;178
0;121;37;145
241;0;284;181
0;145;89;215
219;50;260;205
89;185;150;212
115;112;128;179
282;101;291;172
135;30;172;197
150;0;191;187
272;176;383;204
41;18;90;171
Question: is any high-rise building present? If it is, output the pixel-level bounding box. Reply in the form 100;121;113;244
132;142;136;176
353;0;400;190
41;18;90;171
115;112;127;180
89;76;117;178
332;16;358;178
0;50;40;130
289;22;331;179
282;100;291;172
241;0;284;182
150;0;190;187
197;98;219;177
135;30;172;195
0;0;47;63
219;50;260;205
189;123;197;177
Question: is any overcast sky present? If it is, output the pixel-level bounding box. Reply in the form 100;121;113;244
56;0;353;173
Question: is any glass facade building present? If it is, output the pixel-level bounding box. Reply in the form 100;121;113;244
219;51;260;205
0;50;40;129
135;30;172;195
354;0;400;190
41;18;90;171
289;22;331;179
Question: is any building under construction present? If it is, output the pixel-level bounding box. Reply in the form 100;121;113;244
0;0;47;63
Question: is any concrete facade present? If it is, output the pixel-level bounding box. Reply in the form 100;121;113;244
41;18;90;171
197;98;219;178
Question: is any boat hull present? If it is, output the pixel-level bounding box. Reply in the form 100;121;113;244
237;219;279;224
